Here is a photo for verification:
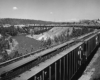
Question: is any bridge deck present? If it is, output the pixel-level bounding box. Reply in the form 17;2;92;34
24;24;100;29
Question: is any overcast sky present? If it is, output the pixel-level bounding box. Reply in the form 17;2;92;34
0;0;100;22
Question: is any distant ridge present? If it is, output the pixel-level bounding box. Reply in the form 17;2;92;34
0;18;55;25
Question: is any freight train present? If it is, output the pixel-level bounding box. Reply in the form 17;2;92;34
0;30;100;80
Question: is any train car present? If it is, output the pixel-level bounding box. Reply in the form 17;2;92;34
84;32;99;58
12;42;84;80
97;31;100;44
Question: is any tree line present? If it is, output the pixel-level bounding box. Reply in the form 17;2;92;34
41;27;94;48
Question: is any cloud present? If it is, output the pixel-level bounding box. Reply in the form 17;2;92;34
67;18;79;22
50;12;53;14
13;7;18;10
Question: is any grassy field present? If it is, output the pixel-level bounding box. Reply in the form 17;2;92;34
12;34;42;55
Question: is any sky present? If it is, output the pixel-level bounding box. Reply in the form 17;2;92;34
0;0;100;22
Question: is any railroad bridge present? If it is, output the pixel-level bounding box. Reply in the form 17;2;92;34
0;29;100;80
27;24;100;29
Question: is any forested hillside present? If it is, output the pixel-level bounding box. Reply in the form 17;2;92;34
0;18;54;25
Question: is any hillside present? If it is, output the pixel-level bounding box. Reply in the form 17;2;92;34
12;35;42;55
27;27;73;40
0;18;54;25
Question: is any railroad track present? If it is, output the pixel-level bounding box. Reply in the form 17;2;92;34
0;48;45;68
